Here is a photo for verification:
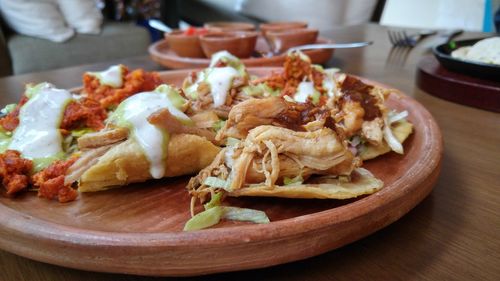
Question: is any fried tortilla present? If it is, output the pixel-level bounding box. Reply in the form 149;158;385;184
188;125;383;202
360;120;413;160
78;134;220;192
229;168;383;199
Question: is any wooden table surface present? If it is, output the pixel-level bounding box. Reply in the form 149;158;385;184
0;24;498;281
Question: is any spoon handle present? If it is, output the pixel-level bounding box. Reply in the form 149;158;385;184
288;41;373;52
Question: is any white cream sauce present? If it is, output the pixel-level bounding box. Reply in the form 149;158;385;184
206;67;239;108
88;65;124;88
209;50;239;67
9;83;72;159
294;80;316;103
118;92;190;179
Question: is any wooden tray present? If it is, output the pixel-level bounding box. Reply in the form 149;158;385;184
417;55;500;112
148;37;334;69
0;68;442;277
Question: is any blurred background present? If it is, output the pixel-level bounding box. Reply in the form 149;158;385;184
0;0;498;77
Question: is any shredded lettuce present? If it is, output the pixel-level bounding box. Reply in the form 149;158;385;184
183;205;270;231
223;207;270;224
387;110;408;124
225;137;240;147
242;83;280;97
283;175;304;186
383;118;404;154
310;91;321;105
204;192;223;210
203;176;231;190
71;128;95;138
183;206;225;231
213;120;226;131
0;103;16;115
0;129;11;153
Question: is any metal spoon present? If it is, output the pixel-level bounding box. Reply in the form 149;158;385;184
255;41;373;57
288;41;373;52
148;19;173;33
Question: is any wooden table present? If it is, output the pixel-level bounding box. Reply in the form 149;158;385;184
0;24;498;281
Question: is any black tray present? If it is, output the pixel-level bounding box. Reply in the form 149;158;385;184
433;38;500;82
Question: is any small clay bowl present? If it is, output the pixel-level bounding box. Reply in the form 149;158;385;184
266;28;319;54
199;31;259;58
204;21;256;32
260;21;308;37
164;29;205;58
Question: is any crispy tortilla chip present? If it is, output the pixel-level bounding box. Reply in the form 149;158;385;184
78;134;220;192
229;168;383;199
360;120;413;160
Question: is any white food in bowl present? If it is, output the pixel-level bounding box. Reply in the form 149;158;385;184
451;37;500;65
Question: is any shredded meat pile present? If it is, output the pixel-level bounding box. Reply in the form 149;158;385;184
252;53;327;103
60;98;107;131
32;157;78;203
0;150;33;195
83;67;163;108
0;96;28;132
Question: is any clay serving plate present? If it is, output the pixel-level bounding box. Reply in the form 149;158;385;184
149;36;334;68
0;67;442;277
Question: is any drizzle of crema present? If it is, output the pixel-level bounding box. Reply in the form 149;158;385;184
119;92;190;179
294;80;316;103
9;84;72;159
209;51;238;67
206;67;239;107
88;65;124;88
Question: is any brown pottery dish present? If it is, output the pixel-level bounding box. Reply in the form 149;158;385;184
260;21;308;36
164;29;205;58
204;21;256;32
266;28;319;53
199;31;259;58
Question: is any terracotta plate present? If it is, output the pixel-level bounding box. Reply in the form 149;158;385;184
148;37;334;69
0;68;442;277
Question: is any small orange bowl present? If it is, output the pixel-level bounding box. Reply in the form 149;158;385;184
204;21;256;32
266;28;319;54
260;21;308;37
164;29;207;58
199;31;258;58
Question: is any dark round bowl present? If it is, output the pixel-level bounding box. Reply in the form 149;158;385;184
433;38;500;82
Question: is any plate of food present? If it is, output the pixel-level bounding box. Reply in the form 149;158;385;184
433;37;500;81
0;51;442;276
149;36;334;69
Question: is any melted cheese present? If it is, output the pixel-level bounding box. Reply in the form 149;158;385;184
9;83;72;159
206;67;239;107
88;65;124;88
117;91;190;179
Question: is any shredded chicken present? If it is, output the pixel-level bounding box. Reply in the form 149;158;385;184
190;110;220;129
147;109;216;143
217;97;288;140
64;145;115;185
361;118;384;145
77;127;129;150
185;74;251;118
188;125;359;201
